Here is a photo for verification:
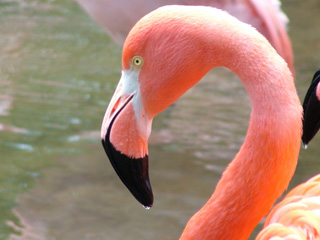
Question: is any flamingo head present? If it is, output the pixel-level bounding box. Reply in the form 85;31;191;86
302;68;320;146
101;6;239;207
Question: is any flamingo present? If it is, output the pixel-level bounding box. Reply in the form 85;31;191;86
302;68;320;147
100;6;320;239
75;0;294;73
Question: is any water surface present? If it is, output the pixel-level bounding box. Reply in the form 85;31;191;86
1;0;320;239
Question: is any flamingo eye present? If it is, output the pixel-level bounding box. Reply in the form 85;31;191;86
132;56;144;68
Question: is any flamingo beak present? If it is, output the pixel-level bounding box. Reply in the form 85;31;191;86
101;71;153;207
302;69;320;146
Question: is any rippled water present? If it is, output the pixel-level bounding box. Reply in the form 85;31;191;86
1;0;320;239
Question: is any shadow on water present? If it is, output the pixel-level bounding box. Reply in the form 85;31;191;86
0;0;320;239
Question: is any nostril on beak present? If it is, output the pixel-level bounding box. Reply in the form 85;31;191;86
110;98;121;117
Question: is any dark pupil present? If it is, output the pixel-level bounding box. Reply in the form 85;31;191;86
135;59;139;64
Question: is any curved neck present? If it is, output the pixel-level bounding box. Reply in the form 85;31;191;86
178;10;302;240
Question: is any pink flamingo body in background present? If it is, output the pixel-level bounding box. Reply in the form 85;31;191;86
100;6;320;239
75;0;294;73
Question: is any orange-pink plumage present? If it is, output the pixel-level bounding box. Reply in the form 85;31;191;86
100;5;320;240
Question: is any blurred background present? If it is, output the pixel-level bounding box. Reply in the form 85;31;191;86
0;0;320;239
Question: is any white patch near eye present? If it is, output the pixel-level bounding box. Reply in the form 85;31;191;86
120;69;152;142
120;69;140;94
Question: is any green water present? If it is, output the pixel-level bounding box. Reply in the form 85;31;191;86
0;0;320;239
0;1;121;238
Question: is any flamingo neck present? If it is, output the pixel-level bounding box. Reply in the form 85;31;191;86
177;11;302;240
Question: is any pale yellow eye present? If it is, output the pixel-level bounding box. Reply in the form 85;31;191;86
132;56;144;68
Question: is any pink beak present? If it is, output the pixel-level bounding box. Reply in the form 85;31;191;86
101;79;153;207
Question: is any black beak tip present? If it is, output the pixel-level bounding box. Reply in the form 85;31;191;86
301;134;311;147
302;68;320;146
101;138;154;208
